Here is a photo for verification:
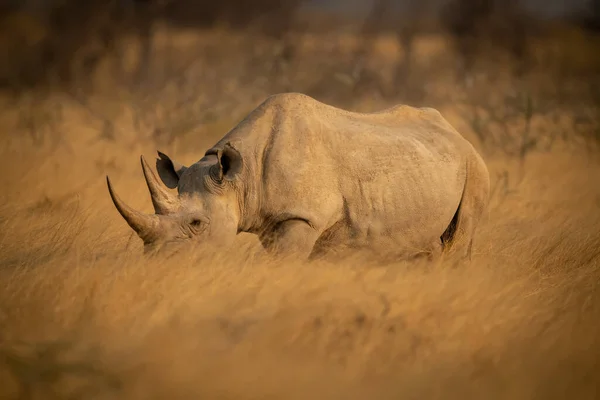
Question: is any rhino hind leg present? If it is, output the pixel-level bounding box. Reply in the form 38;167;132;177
440;205;460;251
441;154;490;261
440;202;474;261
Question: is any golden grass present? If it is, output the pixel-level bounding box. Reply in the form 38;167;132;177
1;108;598;400
0;28;599;399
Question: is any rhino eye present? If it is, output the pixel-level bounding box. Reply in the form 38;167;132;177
190;219;204;227
188;218;207;235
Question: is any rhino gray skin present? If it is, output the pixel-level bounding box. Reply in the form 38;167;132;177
107;93;490;261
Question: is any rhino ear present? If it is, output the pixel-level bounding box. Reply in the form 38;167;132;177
212;143;242;183
156;151;187;189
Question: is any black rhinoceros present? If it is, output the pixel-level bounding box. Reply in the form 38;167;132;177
107;93;490;261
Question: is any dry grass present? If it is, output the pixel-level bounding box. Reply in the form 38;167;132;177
0;27;599;400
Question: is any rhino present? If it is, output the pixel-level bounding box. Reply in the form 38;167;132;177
107;93;490;261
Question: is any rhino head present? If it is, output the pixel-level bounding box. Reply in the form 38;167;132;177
107;144;244;254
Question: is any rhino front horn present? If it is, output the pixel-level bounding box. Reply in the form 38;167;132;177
106;176;160;241
140;155;178;215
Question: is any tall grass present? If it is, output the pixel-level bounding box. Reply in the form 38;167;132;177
0;23;599;400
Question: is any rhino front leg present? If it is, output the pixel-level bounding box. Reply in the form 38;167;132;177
259;219;321;260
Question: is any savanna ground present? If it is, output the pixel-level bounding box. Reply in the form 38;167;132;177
0;11;600;399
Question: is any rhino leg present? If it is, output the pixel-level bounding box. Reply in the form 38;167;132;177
428;240;444;261
403;240;444;263
259;219;321;260
442;154;490;261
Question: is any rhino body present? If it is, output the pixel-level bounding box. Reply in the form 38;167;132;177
108;93;490;261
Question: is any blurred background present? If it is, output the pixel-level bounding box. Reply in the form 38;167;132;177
0;0;598;157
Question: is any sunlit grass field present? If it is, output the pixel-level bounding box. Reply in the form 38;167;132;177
0;24;599;399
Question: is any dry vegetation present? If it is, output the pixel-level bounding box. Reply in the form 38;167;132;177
0;3;600;399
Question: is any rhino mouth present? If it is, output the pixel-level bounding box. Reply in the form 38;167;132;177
106;155;180;243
